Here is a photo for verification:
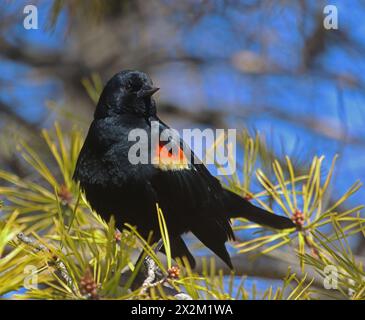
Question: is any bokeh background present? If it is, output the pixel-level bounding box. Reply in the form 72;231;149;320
1;0;364;295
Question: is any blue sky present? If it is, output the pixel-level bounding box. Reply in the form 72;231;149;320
2;0;364;233
2;1;364;222
1;0;365;297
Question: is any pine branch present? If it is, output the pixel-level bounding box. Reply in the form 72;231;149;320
139;255;192;300
16;232;76;293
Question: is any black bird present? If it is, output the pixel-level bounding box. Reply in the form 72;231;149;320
73;70;295;268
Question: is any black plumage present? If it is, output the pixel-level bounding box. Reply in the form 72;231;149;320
73;70;295;268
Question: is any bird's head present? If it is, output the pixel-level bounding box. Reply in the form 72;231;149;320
94;70;159;119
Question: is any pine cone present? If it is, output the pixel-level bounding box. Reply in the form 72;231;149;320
291;209;305;229
168;266;180;279
80;269;99;299
57;185;73;205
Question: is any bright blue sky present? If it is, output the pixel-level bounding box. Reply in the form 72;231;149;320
0;1;66;123
157;0;365;210
1;0;365;297
2;0;365;236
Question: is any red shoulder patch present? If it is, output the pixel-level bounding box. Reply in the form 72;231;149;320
153;143;189;171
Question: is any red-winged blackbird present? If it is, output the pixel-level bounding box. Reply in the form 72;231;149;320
73;70;295;268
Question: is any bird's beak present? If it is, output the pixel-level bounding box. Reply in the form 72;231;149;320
137;86;160;98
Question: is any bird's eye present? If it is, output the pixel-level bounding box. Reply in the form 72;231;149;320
126;81;133;91
126;80;142;93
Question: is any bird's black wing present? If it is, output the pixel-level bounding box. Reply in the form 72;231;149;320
147;116;235;267
147;117;295;267
154;117;294;227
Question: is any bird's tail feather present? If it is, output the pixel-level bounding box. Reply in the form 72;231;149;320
223;189;295;229
191;220;233;269
165;236;196;269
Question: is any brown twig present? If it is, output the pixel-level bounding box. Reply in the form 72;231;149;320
16;232;76;292
139;255;192;300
